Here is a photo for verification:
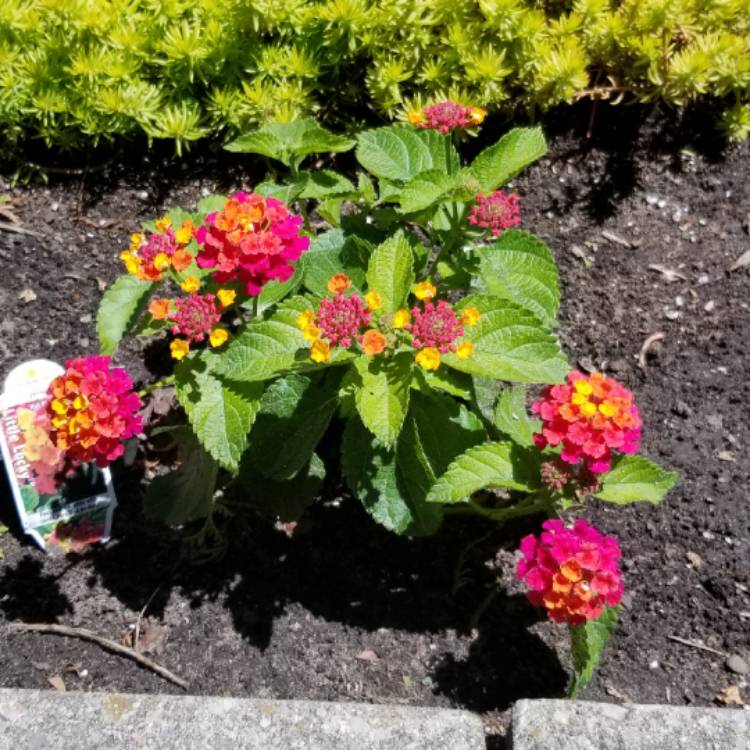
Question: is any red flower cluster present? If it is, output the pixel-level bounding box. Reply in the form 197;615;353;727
468;190;521;236
532;371;641;474
517;519;624;624
408;300;464;353
315;293;371;347
40;356;142;468
170;293;222;343
409;101;486;133
196;192;309;296
120;218;194;282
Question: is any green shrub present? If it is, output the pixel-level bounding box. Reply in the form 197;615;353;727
1;0;748;151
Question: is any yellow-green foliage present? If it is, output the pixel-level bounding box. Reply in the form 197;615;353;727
1;0;748;150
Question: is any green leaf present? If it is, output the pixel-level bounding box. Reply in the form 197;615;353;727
595;455;678;505
469;126;547;192
426;441;538;505
471;376;504;424
397;169;460;214
225;118;355;169
342;417;412;534
215;296;313;382
175;352;264;472
397;391;486;521
353;353;412;447
366;231;414;313
494;385;540;447
443;295;569;384
301;228;371;297
196;194;228;215
144;428;218;526
256;180;304;204
569;606;619;697
96;275;154;356
479;229;560;326
239;453;325;522
297;170;356;199
245;372;340;480
413;367;472;400
255;263;303;313
356;126;460;183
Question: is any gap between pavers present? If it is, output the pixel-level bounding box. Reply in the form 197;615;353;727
512;699;750;750
0;688;486;750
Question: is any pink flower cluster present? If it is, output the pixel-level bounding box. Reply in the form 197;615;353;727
316;294;371;347
532;371;642;474
517;519;624;624
408;300;464;352
171;293;222;342
196;192;310;296
414;101;481;133
468;191;521;236
41;356;142;468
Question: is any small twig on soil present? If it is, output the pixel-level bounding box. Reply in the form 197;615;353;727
8;622;189;690
0;220;42;237
667;634;727;657
469;586;498;631
134;584;163;651
638;332;665;368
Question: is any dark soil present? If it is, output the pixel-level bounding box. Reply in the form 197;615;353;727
1;105;749;747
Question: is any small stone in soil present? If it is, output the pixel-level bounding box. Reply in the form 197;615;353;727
726;655;749;675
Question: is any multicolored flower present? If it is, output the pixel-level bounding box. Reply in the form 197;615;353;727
315;293;371;348
120;218;195;282
170;293;222;343
17;408;66;494
516;519;624;624
468;191;521;236
327;274;352;295
409;101;486;134
408;300;464;353
196;192;309;296
531;371;642;474
38;356;142;468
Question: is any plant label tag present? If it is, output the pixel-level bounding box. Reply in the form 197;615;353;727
0;359;117;552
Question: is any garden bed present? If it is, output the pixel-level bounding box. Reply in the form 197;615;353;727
1;106;748;745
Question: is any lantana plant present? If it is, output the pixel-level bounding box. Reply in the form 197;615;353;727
90;105;678;692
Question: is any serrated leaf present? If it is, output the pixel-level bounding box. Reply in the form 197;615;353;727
297;170;356;199
175;352;264;472
595;455;678;505
470;126;547;191
239;453;325;522
96;275;154;356
255;180;304;204
215;296;313;381
366;231;414;313
196;194;228;215
245;372;340;480
427;441;539;505
494;385;540;447
443;295;569;384
397;391;485;523
479;229;560;326
413;367;472;400
225;118;355;168
354;353;412;446
471;376;504;424
144;428;218;526
301;228;371;296
569;606;619;697
397;169;460;213
356;126;459;183
341;417;412;534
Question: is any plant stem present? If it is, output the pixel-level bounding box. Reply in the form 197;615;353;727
252;295;260;320
444;493;551;524
138;374;175;398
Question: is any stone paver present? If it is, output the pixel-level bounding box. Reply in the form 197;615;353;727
0;688;486;750
512;699;750;750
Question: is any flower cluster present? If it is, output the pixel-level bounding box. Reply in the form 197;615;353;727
17;407;66;494
517;519;624;624
314;294;371;347
540;458;602;497
37;356;142;468
196;192;309;296
532;371;641;473
120;217;195;282
408;100;486;133
468;190;521;236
